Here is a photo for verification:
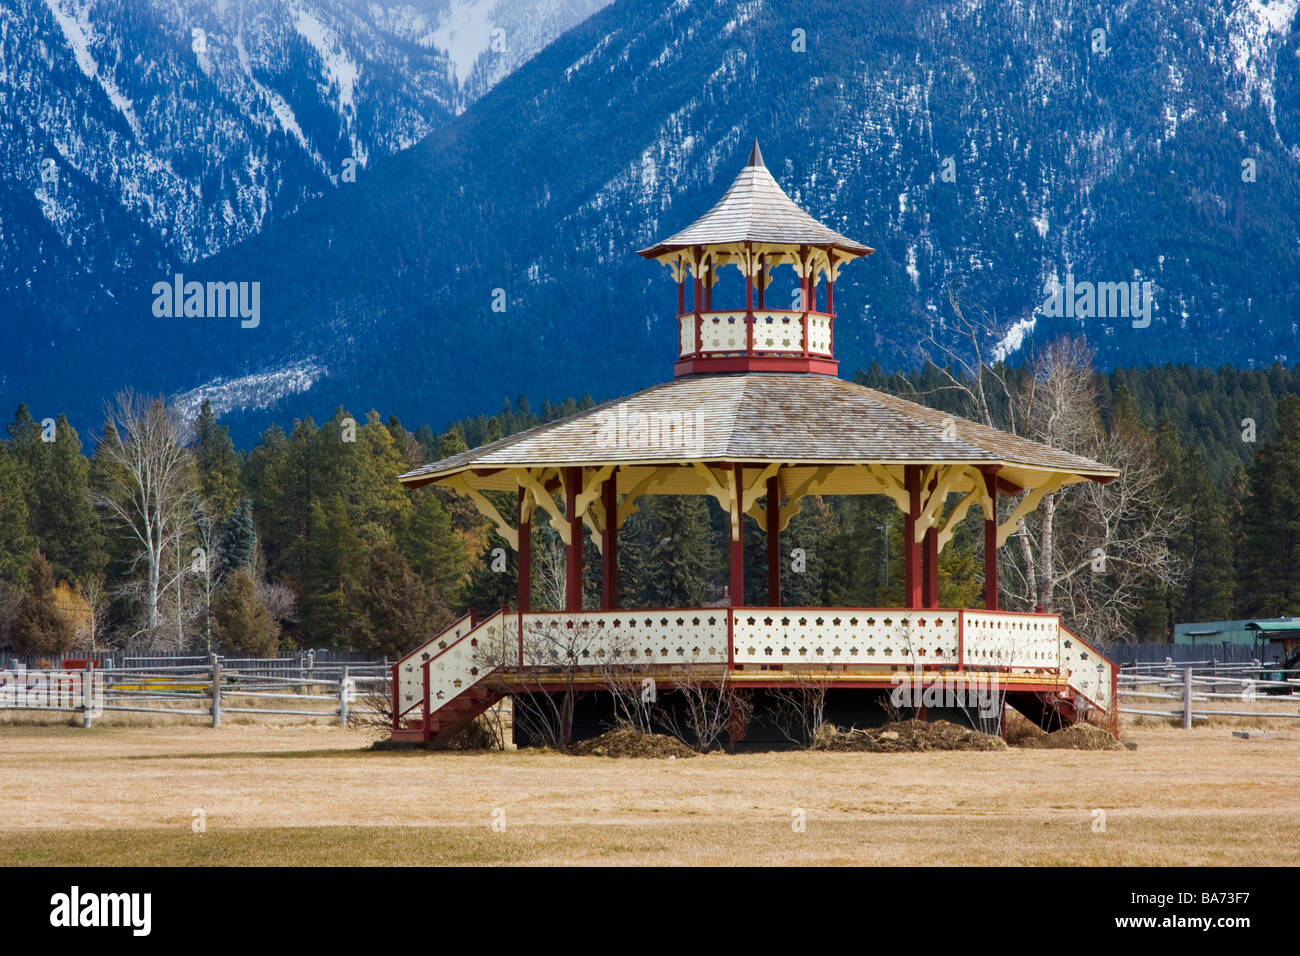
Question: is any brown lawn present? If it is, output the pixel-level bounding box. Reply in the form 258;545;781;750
1;722;1297;865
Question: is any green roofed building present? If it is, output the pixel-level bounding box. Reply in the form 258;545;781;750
1174;619;1299;661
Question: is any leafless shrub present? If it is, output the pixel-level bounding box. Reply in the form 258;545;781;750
660;663;750;752
769;673;830;747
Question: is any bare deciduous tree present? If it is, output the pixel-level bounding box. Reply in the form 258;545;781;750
92;391;196;649
919;302;1186;645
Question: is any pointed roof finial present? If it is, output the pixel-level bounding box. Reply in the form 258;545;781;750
747;139;764;168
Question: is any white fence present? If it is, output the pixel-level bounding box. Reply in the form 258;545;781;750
0;661;390;728
1117;662;1300;726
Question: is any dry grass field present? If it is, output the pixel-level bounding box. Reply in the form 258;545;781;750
2;720;1298;866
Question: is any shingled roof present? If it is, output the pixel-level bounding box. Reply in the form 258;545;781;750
399;374;1117;486
637;141;873;259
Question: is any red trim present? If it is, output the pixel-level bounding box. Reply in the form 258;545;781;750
499;678;1073;694
766;474;781;607
517;488;531;613
981;466;999;611
395;610;475;671
923;526;939;609
904;466;921;609
601;469;618;610
564;466;582;612
674;356;838;377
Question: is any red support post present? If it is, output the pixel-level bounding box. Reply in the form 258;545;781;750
601;469;618;610
757;260;766;310
745;244;754;354
730;464;745;607
922;472;939;609
693;254;703;357
904;465;922;610
766;474;781;607
517;487;531;613
564;467;582;612
923;526;939;610
981;466;999;611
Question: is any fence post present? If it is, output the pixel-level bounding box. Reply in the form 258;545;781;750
1182;666;1192;730
211;657;222;729
338;666;350;727
81;666;94;729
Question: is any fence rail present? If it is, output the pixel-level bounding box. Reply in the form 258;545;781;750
0;660;391;728
1117;662;1300;727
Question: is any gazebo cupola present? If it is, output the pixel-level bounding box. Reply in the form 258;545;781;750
638;141;873;377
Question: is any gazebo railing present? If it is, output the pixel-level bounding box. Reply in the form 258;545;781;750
393;606;1116;734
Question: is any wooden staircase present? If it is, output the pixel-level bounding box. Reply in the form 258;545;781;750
390;609;511;747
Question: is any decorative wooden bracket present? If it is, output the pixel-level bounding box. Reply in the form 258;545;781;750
868;464;911;513
748;465;834;532
914;464;963;542
937;467;993;550
574;465;614;554
444;475;518;551
616;469;673;528
996;473;1067;546
510;468;570;545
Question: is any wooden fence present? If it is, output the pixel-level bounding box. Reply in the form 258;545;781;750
0;660;390;728
1117;661;1300;727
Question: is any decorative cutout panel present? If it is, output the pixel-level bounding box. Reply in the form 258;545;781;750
1059;625;1113;710
960;611;1060;670
517;611;729;667
731;609;960;666
397;614;475;716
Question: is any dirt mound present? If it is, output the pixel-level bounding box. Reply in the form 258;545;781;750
1003;710;1049;746
813;719;1006;753
1018;722;1125;751
572;725;697;759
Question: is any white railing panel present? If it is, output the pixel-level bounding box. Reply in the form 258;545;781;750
731;609;960;666
518;610;729;667
961;610;1060;670
751;312;803;353
1060;628;1114;710
396;613;475;715
805;313;832;355
699;312;747;353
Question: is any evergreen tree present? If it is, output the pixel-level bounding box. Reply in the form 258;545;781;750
461;528;516;618
0;444;33;585
398;487;467;600
26;416;107;586
194;400;241;518
354;543;451;658
630;495;715;607
1175;450;1235;623
212;569;280;656
300;494;369;647
1238;394;1300;617
10;553;74;658
219;498;257;575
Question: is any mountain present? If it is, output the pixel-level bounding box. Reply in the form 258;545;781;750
0;0;609;366
5;0;1299;442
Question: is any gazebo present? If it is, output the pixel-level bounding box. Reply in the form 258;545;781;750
390;142;1119;746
